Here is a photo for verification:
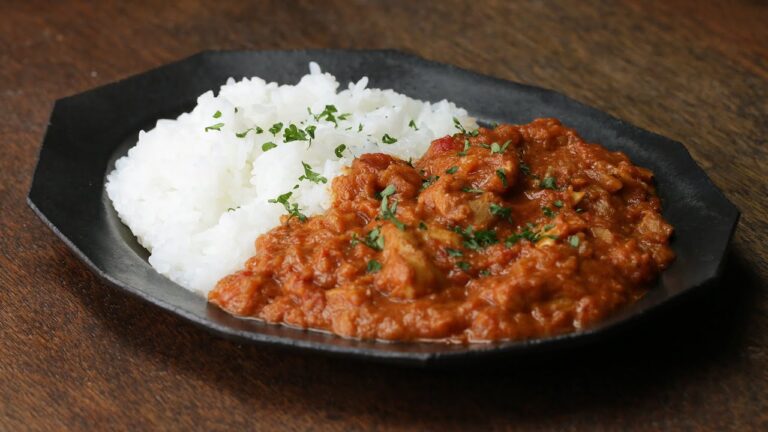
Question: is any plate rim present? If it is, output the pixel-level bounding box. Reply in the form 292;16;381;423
27;49;740;365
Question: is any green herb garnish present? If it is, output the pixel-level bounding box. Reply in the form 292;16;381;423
298;162;327;184
213;110;222;119
568;235;580;248
378;185;406;230
261;142;277;152
496;169;507;187
454;226;498;250
421;175;440;190
458;139;471;156
540;176;558;190
205;122;225;132
504;222;558;246
453;117;479;137
283;124;308;142
490;140;511;154
519;161;532;176
456;261;471;272
305;125;316;139
553;200;564;208
408;119;419;130
268;191;307;222
382;134;398;144
367;259;382;273
334;144;347;158
445;166;459;174
310;105;349;127
489;203;512;220
542;206;556;218
462;187;484;194
362;227;385;251
236;126;264;138
269;122;283;136
446;248;463;257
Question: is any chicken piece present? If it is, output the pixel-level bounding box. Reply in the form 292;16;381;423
374;225;442;300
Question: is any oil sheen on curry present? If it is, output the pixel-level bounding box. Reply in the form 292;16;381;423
209;118;675;342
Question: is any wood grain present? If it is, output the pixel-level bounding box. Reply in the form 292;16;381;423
1;0;767;430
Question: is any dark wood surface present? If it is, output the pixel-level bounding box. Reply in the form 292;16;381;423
2;1;767;430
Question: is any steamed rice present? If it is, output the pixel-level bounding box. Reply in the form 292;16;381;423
106;62;476;295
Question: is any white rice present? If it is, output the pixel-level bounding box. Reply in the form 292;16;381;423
106;62;476;295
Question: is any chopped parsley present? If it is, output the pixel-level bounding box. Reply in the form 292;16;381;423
298;162;327;184
213;110;222;119
568;235;580;248
418;221;428;230
357;123;363;132
269;122;283;136
445;166;459;174
462;187;484;194
204;122;224;132
505;223;557;246
453;117;479;137
305;125;316;139
490;140;511;154
421;175;440;190
261;142;277;152
334;144;347;158
458;139;471;156
542;206;556;218
540;176;558;190
456;261;471;272
489;203;512;221
378;185;406;230
367;259;382;273
553;200;564;208
479;269;491;277
268;191;306;222
236;126;264;138
382;134;398;144
454;225;498;250
362;227;385;251
408;119;419;130
309;105;350;127
496;169;507;187
446;248;463;257
283;124;308;142
519;161;532;176
379;184;396;199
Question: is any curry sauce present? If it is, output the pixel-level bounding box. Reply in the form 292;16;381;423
209;118;674;342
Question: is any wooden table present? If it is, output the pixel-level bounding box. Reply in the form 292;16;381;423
2;1;766;430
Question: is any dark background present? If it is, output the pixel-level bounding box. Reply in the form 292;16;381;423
2;1;766;430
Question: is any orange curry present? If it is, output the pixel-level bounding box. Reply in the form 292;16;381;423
209;118;675;342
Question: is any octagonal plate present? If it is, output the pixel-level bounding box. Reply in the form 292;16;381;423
28;50;739;365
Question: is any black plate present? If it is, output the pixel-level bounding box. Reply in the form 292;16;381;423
28;50;739;365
